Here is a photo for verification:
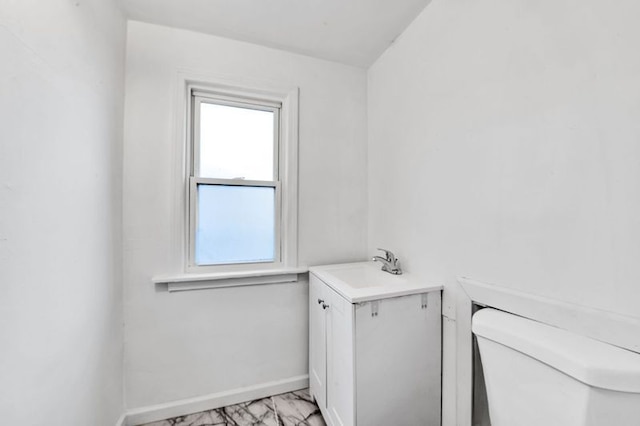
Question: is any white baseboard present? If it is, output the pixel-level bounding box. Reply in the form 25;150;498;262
124;374;309;426
115;413;127;426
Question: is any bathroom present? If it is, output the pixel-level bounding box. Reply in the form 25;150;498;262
2;0;640;425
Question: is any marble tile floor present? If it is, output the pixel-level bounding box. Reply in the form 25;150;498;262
139;388;326;426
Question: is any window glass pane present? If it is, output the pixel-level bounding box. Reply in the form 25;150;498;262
199;102;275;180
195;184;275;265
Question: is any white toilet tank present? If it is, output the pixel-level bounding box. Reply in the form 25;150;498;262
473;308;640;426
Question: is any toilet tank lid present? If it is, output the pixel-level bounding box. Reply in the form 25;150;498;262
472;308;640;393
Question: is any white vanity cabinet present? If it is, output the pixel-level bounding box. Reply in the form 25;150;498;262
309;262;442;426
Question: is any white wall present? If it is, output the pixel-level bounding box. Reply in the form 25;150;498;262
122;21;368;409
368;0;640;422
0;0;126;424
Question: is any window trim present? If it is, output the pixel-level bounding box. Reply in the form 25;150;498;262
181;77;299;275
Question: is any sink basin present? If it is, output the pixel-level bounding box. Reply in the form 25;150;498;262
309;261;441;303
327;264;407;289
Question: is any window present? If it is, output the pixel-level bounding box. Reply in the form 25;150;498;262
186;83;298;273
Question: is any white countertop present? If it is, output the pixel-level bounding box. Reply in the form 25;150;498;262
309;261;442;303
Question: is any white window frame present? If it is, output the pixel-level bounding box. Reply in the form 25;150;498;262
182;78;299;275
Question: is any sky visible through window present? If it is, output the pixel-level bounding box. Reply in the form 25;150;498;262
199;102;274;180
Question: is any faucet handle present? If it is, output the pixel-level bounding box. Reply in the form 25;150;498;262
376;248;396;263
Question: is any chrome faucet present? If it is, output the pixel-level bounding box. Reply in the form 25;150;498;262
372;248;403;275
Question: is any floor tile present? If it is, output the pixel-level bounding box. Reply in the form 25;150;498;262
139;389;326;426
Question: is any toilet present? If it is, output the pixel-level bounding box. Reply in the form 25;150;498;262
472;308;640;426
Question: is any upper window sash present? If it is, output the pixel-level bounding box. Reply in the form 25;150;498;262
191;95;281;182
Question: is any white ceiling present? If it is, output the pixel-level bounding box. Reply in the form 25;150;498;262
122;0;432;67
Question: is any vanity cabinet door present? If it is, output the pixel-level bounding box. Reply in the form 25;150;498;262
309;275;328;410
326;285;355;426
354;292;442;426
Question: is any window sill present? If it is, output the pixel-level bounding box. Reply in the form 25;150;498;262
152;267;309;292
